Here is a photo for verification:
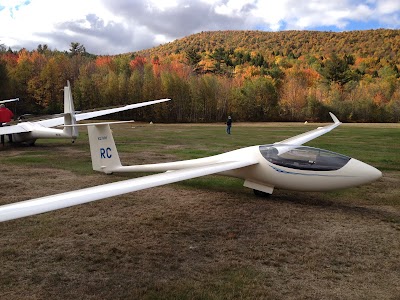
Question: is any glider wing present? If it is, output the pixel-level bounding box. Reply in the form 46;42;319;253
0;98;19;104
0;124;31;134
0;159;257;222
0;99;170;135
36;98;171;128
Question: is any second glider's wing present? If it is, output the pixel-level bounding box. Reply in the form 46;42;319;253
0;99;171;135
0;124;31;135
0;160;257;222
35;98;171;128
74;98;171;122
0;98;19;104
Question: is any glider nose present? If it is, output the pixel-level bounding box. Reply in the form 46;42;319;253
346;159;382;184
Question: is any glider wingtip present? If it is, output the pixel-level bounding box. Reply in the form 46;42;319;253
329;112;341;124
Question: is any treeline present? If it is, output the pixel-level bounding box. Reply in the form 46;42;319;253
1;29;400;123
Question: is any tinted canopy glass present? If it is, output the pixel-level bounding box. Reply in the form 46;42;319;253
259;145;351;171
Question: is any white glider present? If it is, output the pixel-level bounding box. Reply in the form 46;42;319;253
0;113;382;222
0;81;170;145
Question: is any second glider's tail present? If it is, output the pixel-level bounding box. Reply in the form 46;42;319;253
63;80;78;140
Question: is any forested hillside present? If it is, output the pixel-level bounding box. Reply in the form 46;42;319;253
139;30;400;65
1;29;399;122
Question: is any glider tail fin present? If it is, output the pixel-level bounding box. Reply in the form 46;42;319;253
87;124;122;174
63;80;78;140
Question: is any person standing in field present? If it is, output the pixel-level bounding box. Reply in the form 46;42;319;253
226;116;232;134
0;104;14;145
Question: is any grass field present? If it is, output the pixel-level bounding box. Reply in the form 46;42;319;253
0;121;399;299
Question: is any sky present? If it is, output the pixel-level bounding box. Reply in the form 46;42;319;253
0;0;399;55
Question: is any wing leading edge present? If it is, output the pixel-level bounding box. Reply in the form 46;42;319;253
0;160;257;222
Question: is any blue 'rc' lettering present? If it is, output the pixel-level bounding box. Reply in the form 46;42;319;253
100;147;112;159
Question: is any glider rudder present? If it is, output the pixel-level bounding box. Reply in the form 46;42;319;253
62;81;78;140
87;124;122;174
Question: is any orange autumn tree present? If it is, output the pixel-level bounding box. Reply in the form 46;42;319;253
279;68;310;120
129;56;147;73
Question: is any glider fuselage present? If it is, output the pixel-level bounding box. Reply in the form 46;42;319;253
99;144;381;194
225;145;381;193
10;122;73;144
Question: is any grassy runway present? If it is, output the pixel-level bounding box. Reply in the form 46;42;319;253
0;121;399;299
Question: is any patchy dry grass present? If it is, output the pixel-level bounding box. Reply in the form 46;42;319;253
0;122;399;299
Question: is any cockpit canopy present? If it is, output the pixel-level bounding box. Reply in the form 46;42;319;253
259;145;351;171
